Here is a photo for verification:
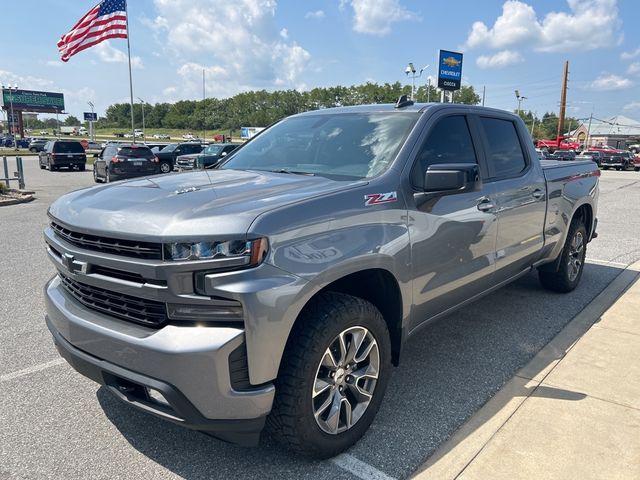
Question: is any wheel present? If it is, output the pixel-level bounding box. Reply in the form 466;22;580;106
39;162;46;170
160;161;171;173
78;164;86;172
539;219;587;293
615;166;621;171
267;292;391;458
105;168;111;183
603;166;610;170
635;167;639;172
30;147;37;153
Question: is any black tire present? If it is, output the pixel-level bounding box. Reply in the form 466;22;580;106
267;292;391;459
78;164;86;172
105;168;111;183
635;167;639;172
39;163;46;170
603;166;610;170
539;219;587;293
615;166;621;171
30;147;37;153
160;161;171;173
93;165;102;183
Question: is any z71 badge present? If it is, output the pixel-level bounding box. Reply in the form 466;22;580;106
364;191;397;206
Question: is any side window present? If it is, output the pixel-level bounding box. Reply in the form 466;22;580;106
478;117;527;178
411;115;477;188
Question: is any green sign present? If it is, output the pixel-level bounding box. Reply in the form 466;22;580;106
2;89;65;112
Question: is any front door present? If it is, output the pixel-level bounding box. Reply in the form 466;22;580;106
408;113;498;332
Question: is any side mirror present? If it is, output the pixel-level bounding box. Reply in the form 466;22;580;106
221;151;228;157
424;163;481;194
93;153;99;158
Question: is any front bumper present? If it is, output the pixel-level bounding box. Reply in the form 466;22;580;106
45;275;275;444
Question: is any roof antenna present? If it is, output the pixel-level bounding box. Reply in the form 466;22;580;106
395;94;414;108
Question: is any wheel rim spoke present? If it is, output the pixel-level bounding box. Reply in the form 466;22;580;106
313;378;332;399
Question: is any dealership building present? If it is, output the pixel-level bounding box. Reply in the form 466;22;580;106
570;115;640;149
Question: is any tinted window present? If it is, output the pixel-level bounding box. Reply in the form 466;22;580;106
204;145;224;155
411;115;477;188
53;141;84;153
221;113;419;179
118;146;153;158
161;144;178;152
186;144;203;153
479;118;526;178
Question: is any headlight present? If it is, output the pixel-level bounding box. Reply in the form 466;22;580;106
163;237;269;267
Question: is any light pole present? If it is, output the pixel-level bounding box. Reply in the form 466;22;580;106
404;63;429;101
137;97;145;142
2;84;18;139
87;101;95;141
515;90;527;115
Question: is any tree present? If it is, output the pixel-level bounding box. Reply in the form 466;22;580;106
64;115;81;126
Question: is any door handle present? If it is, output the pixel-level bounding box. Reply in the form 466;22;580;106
532;189;545;199
477;198;495;212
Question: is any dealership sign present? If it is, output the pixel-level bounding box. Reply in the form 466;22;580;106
1;89;65;113
437;50;463;91
84;112;98;121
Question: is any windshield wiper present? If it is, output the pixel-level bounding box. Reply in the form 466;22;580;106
269;169;315;176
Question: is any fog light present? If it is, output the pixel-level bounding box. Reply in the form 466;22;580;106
146;387;170;407
166;303;244;322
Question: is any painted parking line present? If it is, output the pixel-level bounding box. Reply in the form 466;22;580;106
331;453;396;480
587;258;628;268
0;358;65;383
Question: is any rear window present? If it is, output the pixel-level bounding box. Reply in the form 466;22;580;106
478;117;527;178
53;142;84;153
118;146;153;158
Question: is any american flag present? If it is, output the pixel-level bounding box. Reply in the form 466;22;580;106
57;0;128;62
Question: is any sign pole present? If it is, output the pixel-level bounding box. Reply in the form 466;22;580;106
125;0;135;143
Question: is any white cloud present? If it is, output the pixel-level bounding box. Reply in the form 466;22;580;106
466;0;621;52
162;86;177;97
304;10;325;19
152;0;311;97
623;101;640;111
476;50;524;69
621;47;640;60
94;41;143;68
589;73;633;91
347;0;419;36
45;60;63;68
627;62;640;75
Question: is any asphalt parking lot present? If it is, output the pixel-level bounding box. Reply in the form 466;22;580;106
2;157;640;479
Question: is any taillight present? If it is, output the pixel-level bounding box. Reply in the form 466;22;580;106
152;156;159;163
111;156;121;163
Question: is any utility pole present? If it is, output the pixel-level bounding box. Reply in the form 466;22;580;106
530;112;537;136
585;112;593;149
137;97;145;141
482;85;486;106
557;60;569;140
202;68;205;142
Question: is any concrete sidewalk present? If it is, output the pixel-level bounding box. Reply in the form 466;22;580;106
414;262;640;480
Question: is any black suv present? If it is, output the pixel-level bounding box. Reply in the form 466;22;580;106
576;150;604;167
549;150;577;161
175;143;240;170
93;143;160;183
39;140;87;171
155;142;204;173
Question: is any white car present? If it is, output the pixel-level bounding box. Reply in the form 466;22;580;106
152;133;170;139
182;133;198;140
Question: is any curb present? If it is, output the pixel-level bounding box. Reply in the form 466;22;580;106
0;194;35;206
412;260;640;480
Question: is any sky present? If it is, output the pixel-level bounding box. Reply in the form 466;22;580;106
1;0;639;123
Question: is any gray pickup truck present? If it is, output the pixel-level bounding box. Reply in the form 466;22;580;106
44;102;599;458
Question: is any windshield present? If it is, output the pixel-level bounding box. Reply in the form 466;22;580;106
204;145;224;155
53;142;84;153
161;143;178;152
220;113;419;179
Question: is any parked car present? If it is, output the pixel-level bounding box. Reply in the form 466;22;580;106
29;138;49;152
182;133;198;140
549;150;576;161
152;133;171;139
113;132;126;138
155;142;204;173
38;140;87;171
175;143;240;170
576;150;604;167
93;143;160;183
598;149;631;170
85;141;102;150
44;102;599;457
39;130;49;135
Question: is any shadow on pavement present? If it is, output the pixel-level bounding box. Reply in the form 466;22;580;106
96;262;628;480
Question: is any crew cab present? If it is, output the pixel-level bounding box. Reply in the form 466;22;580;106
155;142;204;173
175;143;241;170
44;102;598;458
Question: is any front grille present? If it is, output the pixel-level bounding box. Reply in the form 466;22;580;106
59;274;167;327
51;222;163;260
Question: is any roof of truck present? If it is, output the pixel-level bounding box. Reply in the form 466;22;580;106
293;102;513;117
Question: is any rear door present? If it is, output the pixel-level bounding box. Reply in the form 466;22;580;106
407;112;498;330
473;114;546;282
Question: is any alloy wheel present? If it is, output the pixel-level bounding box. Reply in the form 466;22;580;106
567;230;584;282
312;326;379;435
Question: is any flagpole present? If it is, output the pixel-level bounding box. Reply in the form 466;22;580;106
124;0;135;143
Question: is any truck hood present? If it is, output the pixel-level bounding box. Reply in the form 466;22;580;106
48;169;364;240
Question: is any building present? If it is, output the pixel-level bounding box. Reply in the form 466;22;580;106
570;115;640;149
